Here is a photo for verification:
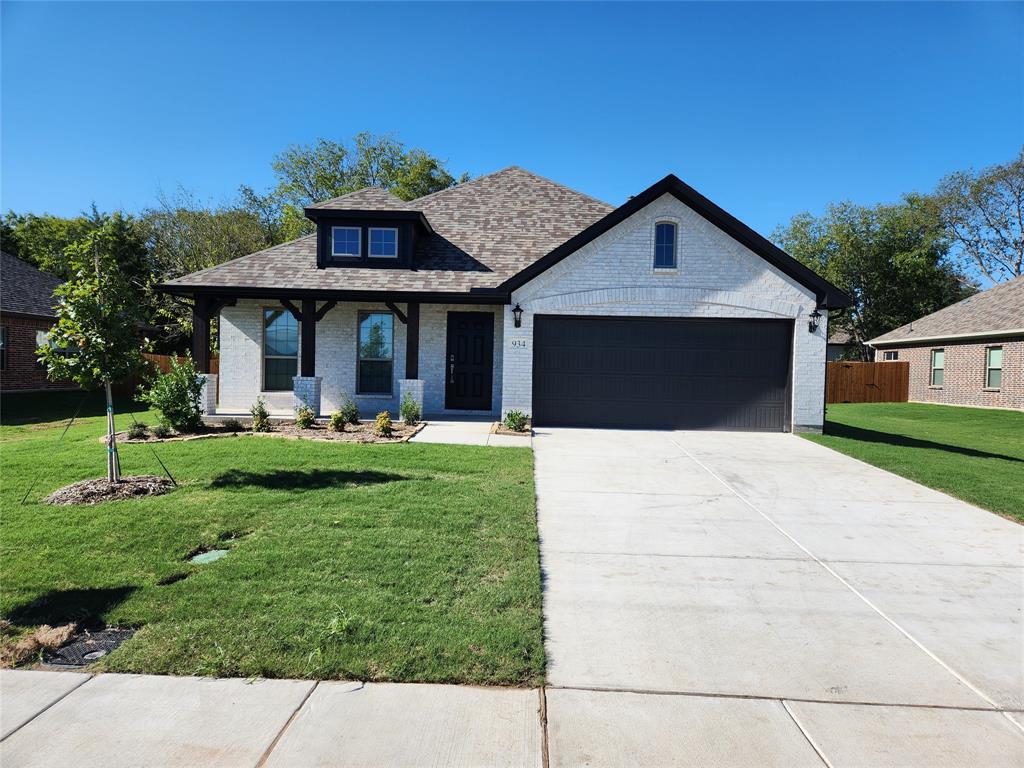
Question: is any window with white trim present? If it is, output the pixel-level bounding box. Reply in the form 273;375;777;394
930;349;944;387
985;346;1002;389
368;227;398;258
654;222;677;268
263;309;298;391
331;226;361;257
883;351;899;361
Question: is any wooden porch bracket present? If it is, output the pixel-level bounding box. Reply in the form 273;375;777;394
315;300;338;321
385;302;408;325
280;299;303;322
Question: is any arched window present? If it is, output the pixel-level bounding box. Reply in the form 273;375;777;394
654;222;677;268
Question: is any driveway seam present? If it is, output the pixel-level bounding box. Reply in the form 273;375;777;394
539;687;550;768
666;435;1024;735
781;699;834;768
0;671;94;742
254;680;319;768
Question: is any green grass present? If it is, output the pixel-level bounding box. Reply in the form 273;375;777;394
0;391;544;684
803;403;1024;523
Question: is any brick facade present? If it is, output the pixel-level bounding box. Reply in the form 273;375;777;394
874;338;1023;410
0;314;76;392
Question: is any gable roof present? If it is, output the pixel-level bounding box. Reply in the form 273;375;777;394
160;168;848;308
868;275;1024;346
497;174;851;309
1;251;63;318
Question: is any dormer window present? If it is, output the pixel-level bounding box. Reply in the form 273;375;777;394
369;227;398;258
331;226;361;258
654;222;677;269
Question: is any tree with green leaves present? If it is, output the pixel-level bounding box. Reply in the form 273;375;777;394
934;148;1023;284
774;196;974;358
39;220;147;481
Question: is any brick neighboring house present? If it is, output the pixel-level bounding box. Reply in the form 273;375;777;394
0;251;75;392
159;168;850;432
868;275;1023;410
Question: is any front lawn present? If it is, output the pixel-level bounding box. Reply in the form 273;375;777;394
803;403;1024;523
0;392;544;684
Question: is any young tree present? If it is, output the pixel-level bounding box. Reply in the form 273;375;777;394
935;148;1024;284
774;196;974;357
39;221;146;481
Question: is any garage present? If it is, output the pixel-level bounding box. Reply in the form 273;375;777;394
532;315;793;430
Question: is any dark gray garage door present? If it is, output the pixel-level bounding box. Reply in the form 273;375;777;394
532;316;792;431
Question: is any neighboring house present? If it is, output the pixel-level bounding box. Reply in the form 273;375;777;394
868;275;1023;410
159;168;850;432
826;330;866;361
0;251;73;392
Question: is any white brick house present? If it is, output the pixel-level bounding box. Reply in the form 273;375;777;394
160;168;849;432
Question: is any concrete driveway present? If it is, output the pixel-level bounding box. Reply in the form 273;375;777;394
535;428;1024;767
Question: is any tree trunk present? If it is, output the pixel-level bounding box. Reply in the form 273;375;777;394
105;380;121;482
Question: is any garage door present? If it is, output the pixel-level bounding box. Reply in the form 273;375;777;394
532;316;792;430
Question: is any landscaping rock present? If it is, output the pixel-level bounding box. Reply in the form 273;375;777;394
45;476;174;506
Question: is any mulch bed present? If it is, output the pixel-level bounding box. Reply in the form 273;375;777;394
491;423;532;437
103;421;425;445
45;475;175;506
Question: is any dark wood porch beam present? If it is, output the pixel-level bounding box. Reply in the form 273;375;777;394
191;296;211;374
300;299;316;377
385;302;408;325
405;302;420;379
315;300;338;321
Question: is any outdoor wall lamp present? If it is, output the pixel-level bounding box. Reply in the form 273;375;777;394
512;304;524;328
808;308;822;333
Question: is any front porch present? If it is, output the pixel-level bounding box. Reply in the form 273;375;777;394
190;296;507;420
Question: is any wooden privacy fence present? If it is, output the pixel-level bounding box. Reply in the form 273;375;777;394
826;361;909;404
115;353;219;395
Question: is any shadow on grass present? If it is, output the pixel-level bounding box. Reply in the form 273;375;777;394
209;468;408;491
1;389;148;426
5;586;138;629
824;422;1023;463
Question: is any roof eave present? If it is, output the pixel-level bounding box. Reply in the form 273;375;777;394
303;207;434;234
155;282;509;305
868;328;1024;347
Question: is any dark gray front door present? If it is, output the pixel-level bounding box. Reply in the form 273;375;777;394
532;315;792;431
445;312;494;410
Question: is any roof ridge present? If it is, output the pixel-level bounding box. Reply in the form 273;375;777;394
504;166;614;209
411;165;613;209
408;166;519;205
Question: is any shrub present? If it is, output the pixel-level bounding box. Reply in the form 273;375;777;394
127;421;148;440
328;411;347;432
374;411;393;438
140;354;204;432
399;392;420;426
295;404;315;429
221;418;244;432
250;397;271;433
503;410;529;432
152;423;171;439
337;393;360;425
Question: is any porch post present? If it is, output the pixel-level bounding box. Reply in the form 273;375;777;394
300;299;316;376
191;296;211;373
293;298;322;417
399;302;425;420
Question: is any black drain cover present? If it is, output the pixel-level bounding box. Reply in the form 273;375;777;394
43;628;136;667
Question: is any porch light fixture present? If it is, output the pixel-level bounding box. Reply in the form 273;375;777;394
512;304;524;328
808;309;822;333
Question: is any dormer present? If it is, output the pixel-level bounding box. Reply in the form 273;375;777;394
305;206;433;270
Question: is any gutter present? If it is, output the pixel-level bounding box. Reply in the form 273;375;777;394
868;328;1024;347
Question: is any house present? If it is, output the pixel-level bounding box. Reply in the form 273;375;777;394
826;330;866;361
159;168;850;432
0;252;73;392
868;275;1023;410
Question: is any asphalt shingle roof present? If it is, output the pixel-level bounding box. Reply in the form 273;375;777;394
869;275;1024;345
164;167;614;295
1;251;62;317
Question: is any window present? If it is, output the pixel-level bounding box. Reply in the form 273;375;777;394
357;312;393;394
263;309;298;391
369;227;398;258
883;351;899;361
35;329;49;369
331;226;361;257
654;222;677;268
930;349;944;387
986;346;1002;389
0;327;6;371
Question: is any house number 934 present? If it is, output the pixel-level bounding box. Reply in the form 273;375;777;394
511;340;528;349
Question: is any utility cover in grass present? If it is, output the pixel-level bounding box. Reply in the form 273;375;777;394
190;549;227;564
43;628;136;667
45;476;174;505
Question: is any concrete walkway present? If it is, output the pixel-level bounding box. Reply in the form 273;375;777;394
534;427;1024;766
410;418;532;447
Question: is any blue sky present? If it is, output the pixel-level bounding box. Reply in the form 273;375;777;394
2;2;1021;237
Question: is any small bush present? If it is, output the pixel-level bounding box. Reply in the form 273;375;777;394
295;405;316;429
374;410;393;438
140;354;205;432
399;392;421;426
221;418;244;432
127;422;149;440
338;393;360;425
250;397;271;433
328;411;347;432
503;410;529;432
152;423;172;439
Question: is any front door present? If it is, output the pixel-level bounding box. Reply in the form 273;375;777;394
445;312;494;410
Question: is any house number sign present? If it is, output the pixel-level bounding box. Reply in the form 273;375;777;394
511;340;528;349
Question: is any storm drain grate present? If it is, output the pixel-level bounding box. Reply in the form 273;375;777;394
43;628;136;667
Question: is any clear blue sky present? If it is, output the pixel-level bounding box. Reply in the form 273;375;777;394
2;2;1021;237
